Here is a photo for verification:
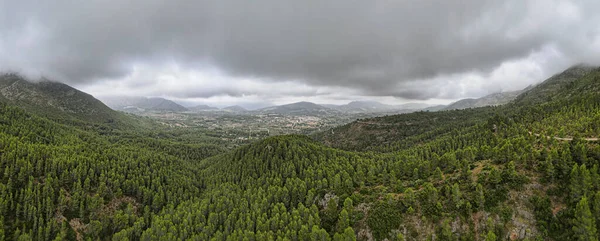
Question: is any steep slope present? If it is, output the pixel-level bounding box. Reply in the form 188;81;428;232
0;102;226;240
101;96;188;112
511;66;600;138
514;64;597;105
0;73;123;123
443;90;522;110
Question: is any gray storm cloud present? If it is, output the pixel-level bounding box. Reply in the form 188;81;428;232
1;0;600;101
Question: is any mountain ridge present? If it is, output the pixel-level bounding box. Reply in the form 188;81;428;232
189;104;219;112
513;64;599;105
222;105;248;112
317;64;600;151
443;90;523;110
326;100;433;113
100;96;188;112
257;101;336;115
0;73;123;124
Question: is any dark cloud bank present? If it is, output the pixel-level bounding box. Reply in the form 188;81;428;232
1;0;600;103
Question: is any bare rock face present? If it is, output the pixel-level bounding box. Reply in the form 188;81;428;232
318;193;338;209
357;226;374;241
504;181;542;240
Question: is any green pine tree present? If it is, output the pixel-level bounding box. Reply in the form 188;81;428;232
572;196;598;241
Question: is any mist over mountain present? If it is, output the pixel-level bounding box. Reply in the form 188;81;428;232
318;64;600;151
514;64;599;105
222;105;248;112
189;104;219;112
5;0;600;104
0;73;121;123
257;101;336;115
100;96;188;112
442;90;523;110
325;101;433;113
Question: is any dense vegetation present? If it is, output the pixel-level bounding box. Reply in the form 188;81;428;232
315;107;499;152
0;66;599;240
0;103;227;240
0;73;129;126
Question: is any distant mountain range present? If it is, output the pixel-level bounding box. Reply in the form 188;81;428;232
189;104;219;112
317;64;600;151
1;64;597;122
222;105;248;112
97;90;537;115
422;105;447;112
439;64;598;111
99;96;189;112
97;93;527;116
190;105;250;113
442;90;524;111
252;101;441;115
324;101;432;113
97;80;570;115
257;101;336;115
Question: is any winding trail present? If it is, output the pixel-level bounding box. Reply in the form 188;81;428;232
355;121;395;126
529;132;599;141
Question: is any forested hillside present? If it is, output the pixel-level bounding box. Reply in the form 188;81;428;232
319;65;600;151
0;74;128;125
514;64;597;105
0;65;599;240
0;103;226;240
315;107;498;152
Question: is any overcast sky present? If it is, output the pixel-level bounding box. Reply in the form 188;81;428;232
1;0;600;108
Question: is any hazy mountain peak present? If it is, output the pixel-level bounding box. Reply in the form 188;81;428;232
566;63;597;71
100;96;188;112
346;100;388;108
189;104;218;112
0;73;119;123
443;90;523;110
514;64;599;105
222;105;247;112
258;101;334;115
327;100;432;113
